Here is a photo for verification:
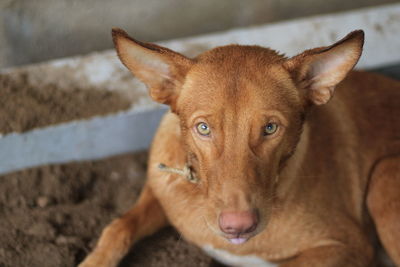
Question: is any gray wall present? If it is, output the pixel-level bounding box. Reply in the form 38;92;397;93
1;0;399;69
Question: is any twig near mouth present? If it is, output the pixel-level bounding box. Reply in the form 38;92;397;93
158;163;199;184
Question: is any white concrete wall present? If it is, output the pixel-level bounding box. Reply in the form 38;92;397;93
1;0;399;69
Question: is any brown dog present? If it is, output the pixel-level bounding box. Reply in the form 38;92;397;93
79;28;400;266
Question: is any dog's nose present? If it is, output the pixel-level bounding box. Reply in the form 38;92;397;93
219;210;258;235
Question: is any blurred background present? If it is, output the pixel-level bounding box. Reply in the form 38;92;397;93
1;0;399;69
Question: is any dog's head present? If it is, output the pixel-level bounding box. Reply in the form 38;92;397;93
112;29;364;244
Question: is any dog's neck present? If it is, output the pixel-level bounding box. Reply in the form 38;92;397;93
276;122;310;198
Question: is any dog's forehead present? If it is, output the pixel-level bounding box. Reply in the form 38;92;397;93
178;45;299;113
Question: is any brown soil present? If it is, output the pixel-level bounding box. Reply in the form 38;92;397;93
0;152;212;267
0;72;131;135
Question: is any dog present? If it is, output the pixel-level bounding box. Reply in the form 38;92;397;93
79;28;400;266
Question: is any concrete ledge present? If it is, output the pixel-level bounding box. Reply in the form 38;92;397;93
1;3;400;175
0;107;167;175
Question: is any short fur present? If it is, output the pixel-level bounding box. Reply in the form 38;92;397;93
79;29;400;267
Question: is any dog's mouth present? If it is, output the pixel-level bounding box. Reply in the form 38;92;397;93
228;237;248;245
203;217;260;245
223;230;258;245
226;235;250;245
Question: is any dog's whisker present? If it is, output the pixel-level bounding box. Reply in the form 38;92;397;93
176;231;184;247
201;215;221;237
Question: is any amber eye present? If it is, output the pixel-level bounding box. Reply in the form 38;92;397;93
264;123;278;136
196;122;211;136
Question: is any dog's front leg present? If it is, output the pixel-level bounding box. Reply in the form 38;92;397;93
280;245;373;267
79;186;168;267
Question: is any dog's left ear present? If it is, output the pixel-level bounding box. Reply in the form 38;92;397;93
112;28;193;109
284;30;364;105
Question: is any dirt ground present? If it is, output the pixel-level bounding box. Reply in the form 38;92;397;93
0;72;131;134
0;151;213;267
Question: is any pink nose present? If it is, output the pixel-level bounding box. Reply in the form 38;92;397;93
219;210;258;235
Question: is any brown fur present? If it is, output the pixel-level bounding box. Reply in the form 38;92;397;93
79;29;400;266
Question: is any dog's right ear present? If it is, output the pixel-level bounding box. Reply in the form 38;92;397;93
112;28;193;109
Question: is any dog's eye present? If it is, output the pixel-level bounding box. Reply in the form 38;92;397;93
196;122;211;136
264;123;278;135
